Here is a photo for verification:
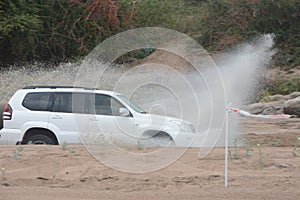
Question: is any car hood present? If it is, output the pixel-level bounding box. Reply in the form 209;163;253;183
134;113;193;127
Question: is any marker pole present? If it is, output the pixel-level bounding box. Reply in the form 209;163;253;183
225;104;229;187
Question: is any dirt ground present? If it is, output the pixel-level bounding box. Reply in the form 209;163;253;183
0;118;300;200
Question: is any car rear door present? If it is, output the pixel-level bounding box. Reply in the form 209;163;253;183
48;92;89;144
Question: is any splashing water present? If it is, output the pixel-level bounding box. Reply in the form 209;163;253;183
0;63;81;106
0;34;275;148
217;34;276;106
210;34;276;148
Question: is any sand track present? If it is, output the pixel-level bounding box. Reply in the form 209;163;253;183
1;117;300;200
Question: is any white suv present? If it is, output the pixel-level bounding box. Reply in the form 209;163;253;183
0;86;196;146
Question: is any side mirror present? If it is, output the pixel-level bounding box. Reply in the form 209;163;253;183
119;108;130;117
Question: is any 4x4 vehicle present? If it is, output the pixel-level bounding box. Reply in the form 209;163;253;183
0;86;196;146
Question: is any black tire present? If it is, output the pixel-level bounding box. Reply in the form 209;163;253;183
139;133;175;147
0;103;5;129
24;134;56;145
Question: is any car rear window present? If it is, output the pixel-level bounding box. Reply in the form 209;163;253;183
22;92;52;111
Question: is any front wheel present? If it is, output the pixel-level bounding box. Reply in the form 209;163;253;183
139;133;175;147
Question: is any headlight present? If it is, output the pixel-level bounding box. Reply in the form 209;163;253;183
170;120;195;133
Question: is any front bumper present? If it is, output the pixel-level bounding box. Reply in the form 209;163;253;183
173;131;200;147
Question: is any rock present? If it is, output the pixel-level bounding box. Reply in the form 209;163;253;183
268;94;287;102
274;163;291;169
261;106;283;115
243;101;284;115
243;103;266;114
243;92;300;116
283;96;300;117
288;91;300;100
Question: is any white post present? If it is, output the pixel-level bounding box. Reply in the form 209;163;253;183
225;104;229;187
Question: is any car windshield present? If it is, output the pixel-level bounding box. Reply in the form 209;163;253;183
117;95;146;114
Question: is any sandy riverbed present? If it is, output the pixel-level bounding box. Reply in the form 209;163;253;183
1;118;300;200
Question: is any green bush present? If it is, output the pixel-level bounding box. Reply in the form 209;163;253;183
0;0;133;66
267;78;300;95
0;0;43;66
198;0;300;67
0;0;299;69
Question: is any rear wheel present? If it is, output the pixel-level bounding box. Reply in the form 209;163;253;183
22;129;58;145
23;133;56;145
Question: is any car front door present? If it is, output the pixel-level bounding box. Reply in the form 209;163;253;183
85;94;134;146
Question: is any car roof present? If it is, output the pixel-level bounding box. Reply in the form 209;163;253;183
23;86;97;90
21;86;121;96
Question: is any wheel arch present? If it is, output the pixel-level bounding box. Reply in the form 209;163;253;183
22;128;59;145
142;130;174;141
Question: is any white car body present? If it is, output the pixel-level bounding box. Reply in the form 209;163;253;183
0;86;196;147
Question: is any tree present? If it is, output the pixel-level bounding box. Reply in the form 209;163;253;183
0;0;43;65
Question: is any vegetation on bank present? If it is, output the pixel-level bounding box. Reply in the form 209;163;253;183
266;77;300;96
0;0;299;94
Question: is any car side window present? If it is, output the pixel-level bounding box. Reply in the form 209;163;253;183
50;92;128;115
72;93;89;114
52;93;72;113
22;92;52;111
94;94;126;116
52;92;89;114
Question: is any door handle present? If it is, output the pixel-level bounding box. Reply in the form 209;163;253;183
52;115;62;119
89;117;99;121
